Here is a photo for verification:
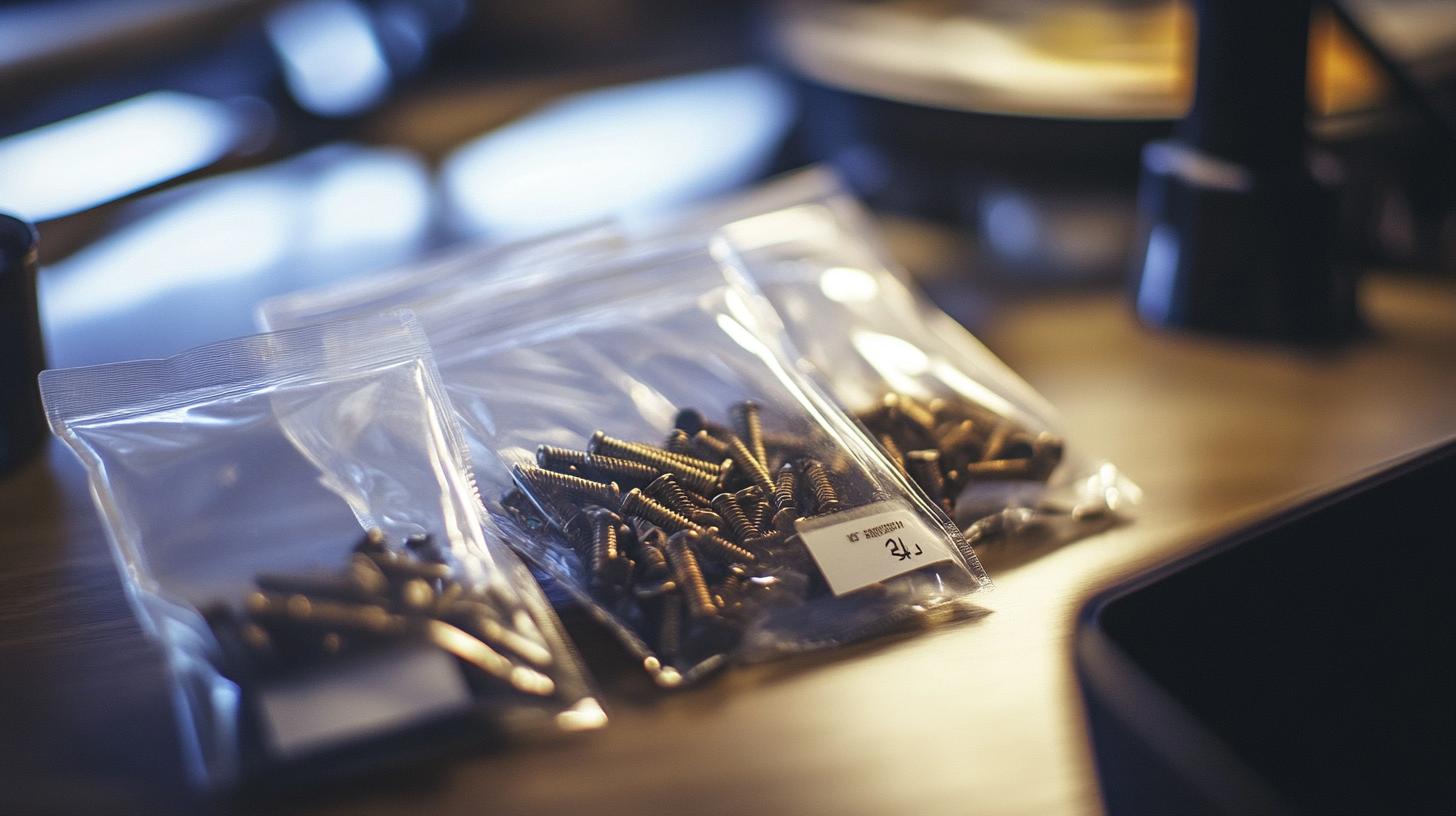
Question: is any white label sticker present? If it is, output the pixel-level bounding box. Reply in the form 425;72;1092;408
795;500;956;596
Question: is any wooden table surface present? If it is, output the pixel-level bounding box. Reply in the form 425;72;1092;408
2;271;1453;816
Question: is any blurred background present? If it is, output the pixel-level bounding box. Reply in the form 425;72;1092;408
4;0;1456;367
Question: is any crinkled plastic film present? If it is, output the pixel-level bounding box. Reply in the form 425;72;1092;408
684;169;1142;539
383;247;990;686
261;168;1138;547
39;312;602;791
258;222;623;333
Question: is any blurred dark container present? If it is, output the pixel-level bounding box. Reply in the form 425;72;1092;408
0;214;47;476
1129;0;1360;342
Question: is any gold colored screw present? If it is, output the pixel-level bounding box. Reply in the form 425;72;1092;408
664;530;716;617
589;431;724;494
513;464;621;508
730;400;767;468
801;460;842;514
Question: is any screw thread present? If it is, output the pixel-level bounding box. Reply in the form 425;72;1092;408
730;401;767;469
590;431;720;494
692;529;757;564
802;460;842;513
724;432;774;495
514;465;621;508
645;473;697;517
664;531;716;617
588;509;620;572
877;433;909;478
663;428;693;455
622;488;695;533
773;464;798;513
658;595;682;657
905;449;945;504
710;492;760;542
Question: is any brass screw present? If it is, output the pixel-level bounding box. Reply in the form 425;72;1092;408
737;485;774;533
636;543;669;575
980;421;1015;462
658;594;683;657
1029;432;1064;480
690;429;731;459
730;400;767;469
538;445;662;486
644;473;699;518
622;489;756;564
904;449;946;507
664;530;716;617
590;431;717;475
622;488;696;534
354;526;388;553
772;463;800;532
630;525;673;582
710;492;761;542
588;507;620;567
801;459;842;514
513;464;622;509
877;432;910;479
663;428;693;455
692;529;757;565
961;458;1036;480
723;431;775;495
892;394;937;440
589;431;724;494
587;507;633;587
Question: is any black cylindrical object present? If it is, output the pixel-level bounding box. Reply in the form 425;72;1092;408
0;214;48;475
1130;0;1360;342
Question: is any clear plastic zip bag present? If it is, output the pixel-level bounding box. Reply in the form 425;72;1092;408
39;312;603;791
258;222;623;333
256;166;1137;548
385;245;990;687
683;168;1142;541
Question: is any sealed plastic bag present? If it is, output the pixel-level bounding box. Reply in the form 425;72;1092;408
692;169;1141;539
358;246;990;687
40;311;602;791
259;222;622;333
258;166;1136;547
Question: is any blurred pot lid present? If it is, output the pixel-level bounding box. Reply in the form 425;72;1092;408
769;0;1456;121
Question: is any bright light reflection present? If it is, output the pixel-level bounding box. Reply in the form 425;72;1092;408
268;0;391;117
43;144;430;328
303;148;430;254
443;66;795;239
851;329;933;399
928;360;1018;419
852;330;930;376
818;266;879;303
721;203;840;252
0;91;237;221
1137;222;1179;324
43;178;297;323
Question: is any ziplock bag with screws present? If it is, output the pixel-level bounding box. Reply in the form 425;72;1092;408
692;168;1141;542
380;245;990;687
39;311;603;791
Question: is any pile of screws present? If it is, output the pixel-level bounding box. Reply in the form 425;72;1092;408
855;393;1063;516
206;528;557;697
500;402;866;676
